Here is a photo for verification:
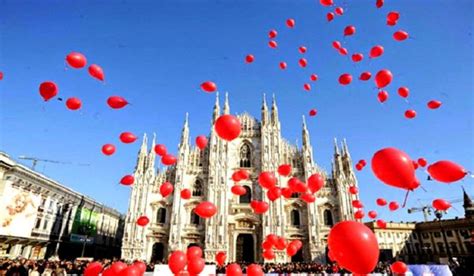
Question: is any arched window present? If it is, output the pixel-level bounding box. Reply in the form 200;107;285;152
239;186;251;204
291;210;300;226
157;208;166;224
193;179;203;197
190;210;200;225
324;209;333;226
239;143;251;168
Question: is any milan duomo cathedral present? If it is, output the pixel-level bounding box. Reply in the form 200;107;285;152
121;93;359;263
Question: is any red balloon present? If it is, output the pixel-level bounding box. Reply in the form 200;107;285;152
226;263;242;276
391;261;407;274
301;192;316;203
354;210;364;219
287;177;300;191
110;262;127;275
299;46;307;54
88;64;105;81
231;185;247;196
133;262;146;275
250;200;269;214
201;81;217;92
352;199;364;209
294;181;308;193
339;73;352;85
107;96;129;109
168;251;187;274
66;97;82;110
335;7;344;15
161;154;177;166
120;132;137;143
245;54;255;63
398;87;409;98
387;20;397;26
377;91;388;103
279;62;287;70
427;100;442;109
376;198;387;206
404;109;416;119
327;12;335;22
120;175;134;186
355;163;363;171
119;265;142;276
84;262;103;276
351;53;363;62
303;83;311;91
376;219;387;229
269;40;278;48
417;158;427;167
344;25;356;36
160;182;174;197
374;69;393;89
427;160;467;183
266;234;278;245
0;71;3;80
368;210;377;219
328;221;379;274
232;171;242;182
389;201;399;211
376;0;384;8
275;237;287;250
195;201;217;218
369;45;384;58
246;264;264;276
432;198;451;211
387;11;400;22
277;164;292;176
332;41;341;49
371;147;418;190
215;115;241;141
309;109;317;117
154;144;167;156
136;215;149;226
196;135;208;150
262;249;275;260
237;169;249;180
267;187;282;201
262;240;273;250
281;187;293;198
299;58;308;68
180;188;191;199
258;171;277;189
359;71;372;81
286;18;295;28
412;160;419;170
268;29;278;39
307;173;324;193
393;30;409;41
216;251;226;266
39;81;58;101
286;244;298;257
66;52;87;69
339;47;348;55
310;74;318;81
348;186;358;194
102;144;116;156
187;246;203;260
320;0;333;6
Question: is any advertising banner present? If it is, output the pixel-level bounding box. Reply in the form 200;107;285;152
71;207;99;236
0;185;41;238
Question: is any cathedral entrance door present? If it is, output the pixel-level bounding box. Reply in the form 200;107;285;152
151;243;164;263
235;234;254;263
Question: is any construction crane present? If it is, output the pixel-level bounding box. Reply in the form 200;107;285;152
407;198;464;222
18;156;90;170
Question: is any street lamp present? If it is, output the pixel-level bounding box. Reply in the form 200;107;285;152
435;211;453;264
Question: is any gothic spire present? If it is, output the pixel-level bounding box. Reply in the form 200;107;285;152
271;94;279;125
147;133;156;169
261;93;268;125
136;133;148;172
179;113;190;148
302;115;310;148
213;92;220;122
223;92;230;114
333;137;340;155
342;138;351;158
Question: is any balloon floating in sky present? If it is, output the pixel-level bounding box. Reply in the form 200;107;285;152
389;201;399;211
194;201;217;218
393;30;409;41
354;210;364;219
161;154;177;166
195;135;208;150
245;54;255;63
332;41;341;49
119;132;137;144
66;97;82;110
338;47;348;56
376;198;387;207
231;185;247;196
427;100;442;109
427;160;467;183
101;144;116;156
404;109;416;119
136;216;149;226
377;91;388;103
286;18;295;28
251;200;269;214
278;164;292;176
359;72;372;81
88;64;105;81
303;83;311;91
376;0;384;8
160;182;174;197
215;252;226;266
201;81;217;93
259;171;277;189
180;188;191;200
391;261;408;275
107;96;128;109
66;52;87;69
307;173;325;193
299;58;308;68
339;73;352;85
351;53;363;62
335;7;344;15
269;40;278;48
376;219;387;229
368;210;377;219
309;109;317;117
320;0;333;6
398;87;409;98
299;46;307;54
432;199;451;211
344;25;356;36
369;45;384;58
374;69;393;89
279;62;287;70
348;186;358;194
154;144;167;156
310;74;318;81
268;29;277;39
120;175;134;186
0;71;3;80
39;81;58;101
327;12;335;22
214;114;241;141
168;251;186;275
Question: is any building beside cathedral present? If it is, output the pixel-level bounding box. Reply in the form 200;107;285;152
121;93;359;263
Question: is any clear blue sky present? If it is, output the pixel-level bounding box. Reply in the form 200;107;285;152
0;0;472;223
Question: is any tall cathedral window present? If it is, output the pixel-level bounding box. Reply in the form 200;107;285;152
157;208;166;224
291;210;301;226
190;210;200;225
239;143;252;168
239;186;251;204
192;179;203;197
324;209;333;226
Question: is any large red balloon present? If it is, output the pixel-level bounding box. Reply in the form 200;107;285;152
266;234;278;245
102;144;116;156
359;72;372;81
432;199;451;211
344;25;356;36
226;263;242;276
247;264;264;276
267;187;282;201
154;144;167;156
377;91;388;103
301;192;316;203
307;173;325;193
88;64;105;81
196;135;208;150
404;109;416;119
398;87;409;98
120;175;134;186
391;261;408;274
393;30;409;41
262;240;273;250
120;132;137;143
180;188;191;199
66;52;87;69
371;147;418;190
320;0;333;6
133;261;146;275
277;164;292;176
389;201;399;211
216;251;227;266
286;244;298;257
262;249;275;260
187;246;203;260
201;81;217;92
369;45;384;58
187;259;205;276
281;187;293;198
110;262;127;275
231;185;247;196
376;198;387;206
339;73;352;85
374;69;393;89
258;171;277;189
136;215;149;226
66;97;82;110
215;115;241;141
160;182;174;197
39;81;58;101
236;169;249;180
84;262;103;276
275;237;287;250
427;160;467;183
250;200;269;214
351;53;363;62
195;201;217;218
168;251;186;274
161;154;177;166
107;96;129;109
427;100;442;109
286;18;295;28
119;266;141;276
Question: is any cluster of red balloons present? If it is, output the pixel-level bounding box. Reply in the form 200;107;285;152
85;261;146;276
355;159;366;171
167;247;205;275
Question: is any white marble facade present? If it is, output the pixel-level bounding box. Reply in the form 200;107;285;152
121;94;358;263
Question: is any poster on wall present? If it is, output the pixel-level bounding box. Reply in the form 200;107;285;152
0;185;41;238
71;207;99;236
